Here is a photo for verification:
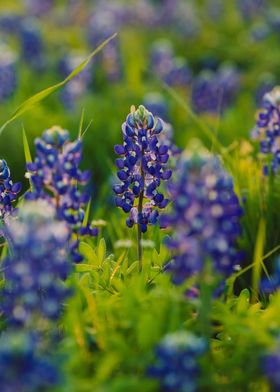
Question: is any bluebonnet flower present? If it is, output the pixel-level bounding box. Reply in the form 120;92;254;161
263;343;280;390
25;126;98;252
87;3;123;82
1;200;72;326
161;151;243;284
237;0;266;21
0;46;17;102
0;159;21;224
260;257;280;293
251;86;280;175
19;20;44;70
0;13;22;34
150;40;192;87
24;0;54;17
0;331;60;392
113;105;172;233
149;331;206;392
58;54;92;110
191;64;240;114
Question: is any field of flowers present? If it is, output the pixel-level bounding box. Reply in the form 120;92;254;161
2;0;280;391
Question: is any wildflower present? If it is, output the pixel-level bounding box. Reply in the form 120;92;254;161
149;331;206;392
237;0;266;21
191;64;240;115
19;20;44;70
113;105;171;233
87;4;123;82
1;200;72;326
263;342;280;390
25;126;98;255
0;46;17;102
0;159;21;224
24;0;54;17
113;105;172;269
150;40;192;87
0;331;60;392
251;86;280;174
162;152;243;284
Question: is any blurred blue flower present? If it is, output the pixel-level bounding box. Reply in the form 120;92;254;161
251;86;280;175
191;64;240;115
161;151;243;284
149;331;206;392
150;40;192;87
0;159;21;225
1;200;72;326
237;0;266;21
25;126;98;250
87;3;123;82
24;0;54;17
113;105;172;232
0;331;60;392
0;46;17;102
19;20;45;70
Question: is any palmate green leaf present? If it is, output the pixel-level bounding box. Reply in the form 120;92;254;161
0;33;117;134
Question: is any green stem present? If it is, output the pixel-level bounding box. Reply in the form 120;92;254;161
137;190;143;272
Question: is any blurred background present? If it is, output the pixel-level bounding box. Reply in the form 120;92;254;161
1;0;280;198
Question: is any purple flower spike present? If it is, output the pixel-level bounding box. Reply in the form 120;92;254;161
25;126;98;262
162;152;243;284
113;105;172;232
251;86;280;174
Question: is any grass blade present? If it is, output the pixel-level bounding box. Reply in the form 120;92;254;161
252;218;266;302
0;33;117;134
22;125;32;163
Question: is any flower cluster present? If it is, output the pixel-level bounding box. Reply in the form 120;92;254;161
149;331;206;392
150;40;192;87
0;46;17;102
25;126;98;255
0;331;59;392
263;342;280;390
162;153;243;284
113;105;172;232
0;159;21;224
1;200;72;326
24;0;54;17
19;20;44;70
87;3;123;82
251;86;280;174
191;64;240;114
237;0;266;20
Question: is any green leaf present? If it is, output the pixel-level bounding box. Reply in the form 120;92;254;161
22;126;32;163
82;199;91;227
252;218;266;302
0;33;117;134
75;263;94;273
79;241;99;265
97;238;106;264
